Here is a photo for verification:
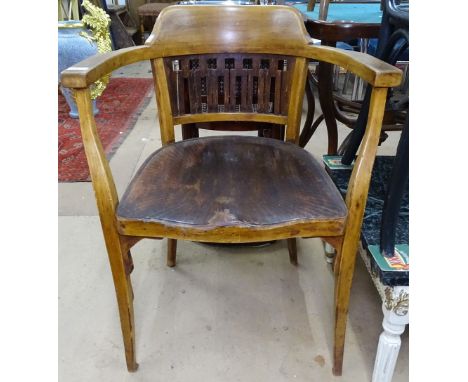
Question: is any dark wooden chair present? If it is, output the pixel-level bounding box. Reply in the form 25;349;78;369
61;5;401;376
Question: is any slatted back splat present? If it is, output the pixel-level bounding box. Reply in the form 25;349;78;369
163;54;295;117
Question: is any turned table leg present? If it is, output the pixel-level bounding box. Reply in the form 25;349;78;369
372;286;409;382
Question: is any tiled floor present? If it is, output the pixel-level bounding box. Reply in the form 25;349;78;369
58;61;408;381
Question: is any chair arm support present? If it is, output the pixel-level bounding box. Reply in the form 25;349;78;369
302;45;402;88
60;45;154;89
74;88;120;220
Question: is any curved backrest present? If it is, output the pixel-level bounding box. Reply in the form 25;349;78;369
145;5;312;55
146;5;311;145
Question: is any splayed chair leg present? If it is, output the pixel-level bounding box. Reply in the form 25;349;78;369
167;239;177;267
287;238;298;265
106;237;138;372
332;243;358;376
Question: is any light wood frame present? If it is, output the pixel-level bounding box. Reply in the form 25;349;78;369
62;5;401;376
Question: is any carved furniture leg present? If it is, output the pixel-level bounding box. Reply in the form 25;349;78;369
287;238;298;265
167;238;177;267
372;286;409;382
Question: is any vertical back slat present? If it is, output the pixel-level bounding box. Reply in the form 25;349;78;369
207;69;218;113
252;57;260;112
240;69;248;112
267;58;276;113
181;58;190;114
223;68;230;112
280;59;291;116
199;58;208;113
229;68;237;112
257;68;267;113
188;69;198;114
274;69;282;114
246;67;253;113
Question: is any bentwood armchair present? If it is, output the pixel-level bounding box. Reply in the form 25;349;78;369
61;5;401;376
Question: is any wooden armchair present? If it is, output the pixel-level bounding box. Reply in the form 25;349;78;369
61;5;401;376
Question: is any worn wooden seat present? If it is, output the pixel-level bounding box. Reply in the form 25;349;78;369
61;4;401;377
117;136;347;240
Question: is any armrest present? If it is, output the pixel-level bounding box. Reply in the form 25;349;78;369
60;38;402;90
303;44;402;88
60;45;154;89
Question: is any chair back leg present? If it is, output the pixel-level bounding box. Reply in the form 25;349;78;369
287;238;298;265
167;239;177;267
104;233;138;371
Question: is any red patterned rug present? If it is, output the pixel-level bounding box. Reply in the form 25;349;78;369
58;77;154;182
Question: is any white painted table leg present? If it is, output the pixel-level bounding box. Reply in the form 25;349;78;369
372;287;409;382
324;242;335;264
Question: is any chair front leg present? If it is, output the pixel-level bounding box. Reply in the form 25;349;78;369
332;240;358;376
105;233;139;372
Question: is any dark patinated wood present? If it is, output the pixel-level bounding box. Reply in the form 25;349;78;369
164;54;294;118
306;20;381;42
61;5;401;376
117;136;347;239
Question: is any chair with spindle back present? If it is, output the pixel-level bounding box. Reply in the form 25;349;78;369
60;5;401;376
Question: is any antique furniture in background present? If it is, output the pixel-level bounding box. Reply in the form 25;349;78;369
293;1;383;153
137;1;176;41
326;2;409;380
61;5;401;376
